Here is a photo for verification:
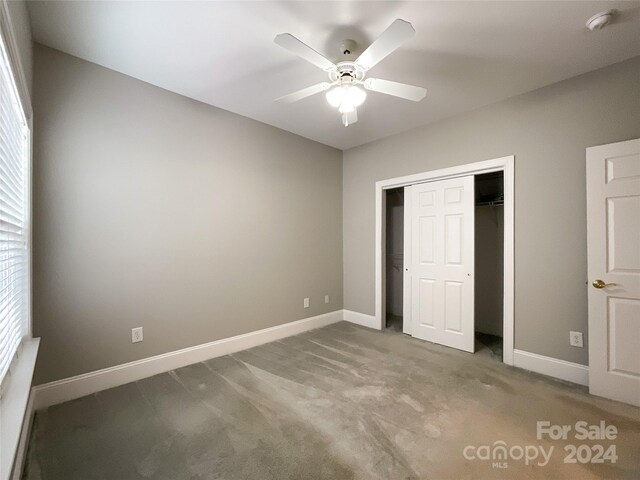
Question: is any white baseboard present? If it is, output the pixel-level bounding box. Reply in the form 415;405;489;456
33;310;343;410
343;310;378;329
33;316;589;411
513;349;589;386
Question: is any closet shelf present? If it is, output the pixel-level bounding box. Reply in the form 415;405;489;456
477;200;504;207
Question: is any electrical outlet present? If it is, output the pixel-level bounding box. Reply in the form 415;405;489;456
132;327;143;343
569;331;583;348
325;295;330;304
304;298;310;308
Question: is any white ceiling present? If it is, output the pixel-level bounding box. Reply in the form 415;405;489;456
27;1;640;150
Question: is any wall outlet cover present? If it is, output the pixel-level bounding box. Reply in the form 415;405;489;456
132;327;143;343
303;298;310;308
325;295;330;304
569;331;583;348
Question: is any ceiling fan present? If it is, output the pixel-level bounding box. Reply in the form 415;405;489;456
274;19;426;127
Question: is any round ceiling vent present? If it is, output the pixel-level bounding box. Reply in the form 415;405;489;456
586;10;615;31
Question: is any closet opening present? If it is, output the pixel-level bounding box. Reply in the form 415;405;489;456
375;156;515;363
474;171;504;360
385;187;404;333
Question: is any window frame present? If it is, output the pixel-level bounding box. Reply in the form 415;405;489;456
0;0;36;478
0;4;31;393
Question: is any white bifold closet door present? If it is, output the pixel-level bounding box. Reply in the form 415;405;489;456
407;176;475;352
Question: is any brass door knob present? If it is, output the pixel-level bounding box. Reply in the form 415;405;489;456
592;279;615;289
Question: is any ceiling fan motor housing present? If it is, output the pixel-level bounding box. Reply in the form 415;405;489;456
330;62;365;83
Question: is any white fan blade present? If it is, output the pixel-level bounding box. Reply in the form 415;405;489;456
342;109;358;127
274;33;336;72
355;19;415;70
275;82;331;103
364;78;426;101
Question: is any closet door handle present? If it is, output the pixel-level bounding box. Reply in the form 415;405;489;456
592;279;615;289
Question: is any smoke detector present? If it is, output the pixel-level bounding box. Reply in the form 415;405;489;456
586;10;615;31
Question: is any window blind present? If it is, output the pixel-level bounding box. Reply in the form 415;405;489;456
0;30;29;388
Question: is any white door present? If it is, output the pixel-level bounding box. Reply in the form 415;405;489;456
408;176;475;352
587;138;640;407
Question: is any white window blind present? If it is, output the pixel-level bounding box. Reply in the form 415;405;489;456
0;30;29;388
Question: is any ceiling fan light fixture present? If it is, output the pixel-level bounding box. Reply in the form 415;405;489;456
339;100;355;114
348;85;367;107
325;86;343;107
326;85;366;111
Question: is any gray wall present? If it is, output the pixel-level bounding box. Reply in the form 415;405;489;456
343;56;640;365
32;45;343;384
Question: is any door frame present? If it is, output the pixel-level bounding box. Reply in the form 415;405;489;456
375;155;515;365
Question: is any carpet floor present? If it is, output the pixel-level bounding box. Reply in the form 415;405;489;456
23;321;640;479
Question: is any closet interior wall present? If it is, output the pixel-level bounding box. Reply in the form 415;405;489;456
385;188;404;326
474;173;504;338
